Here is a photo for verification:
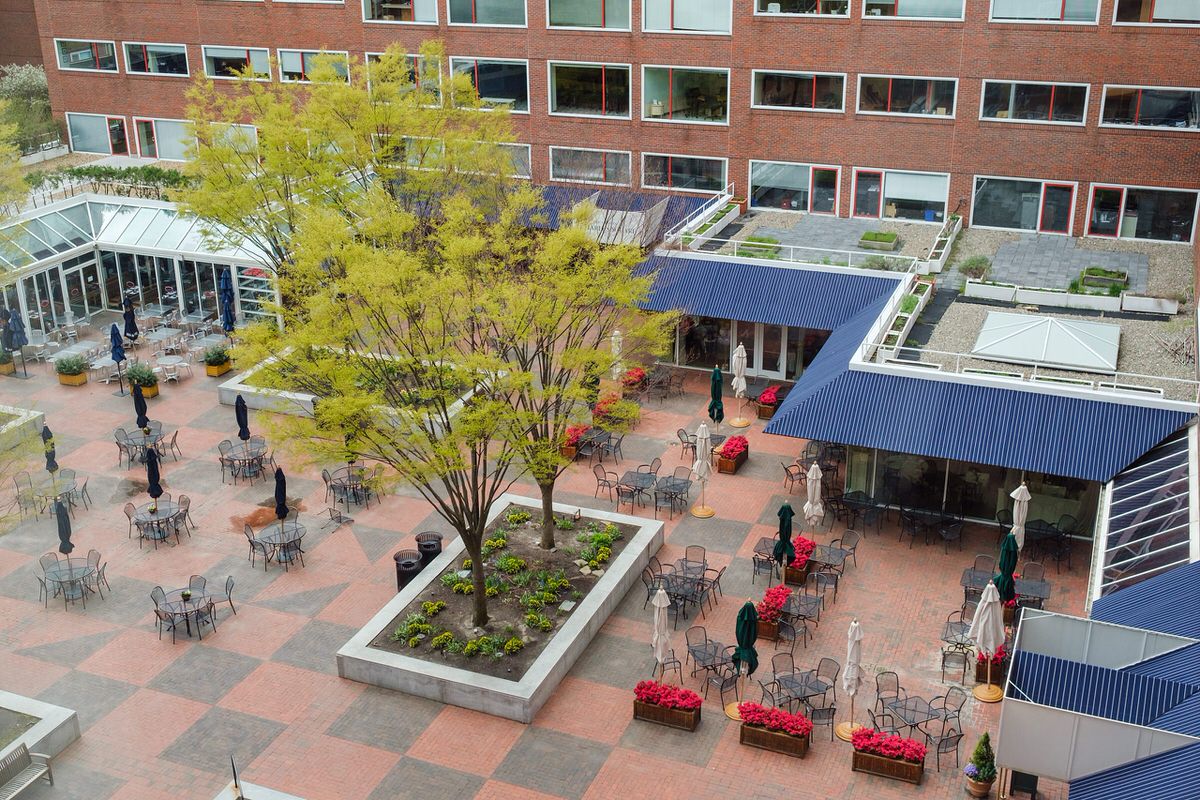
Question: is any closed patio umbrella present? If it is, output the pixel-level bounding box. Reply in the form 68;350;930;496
274;467;289;521
727;599;758;719
1010;482;1031;551
836;619;864;740
609;329;622;381
691;423;714;518
219;269;236;334
146;448;163;502
773;502;795;577
970;582;1007;703
707;366;724;426
123;307;139;341
729;343;750;428
110;324;127;396
133;384;149;431
42;424;58;474
7;313;28;377
994;531;1018;605
651;588;672;680
55;500;74;555
803;462;824;527
235;394;251;441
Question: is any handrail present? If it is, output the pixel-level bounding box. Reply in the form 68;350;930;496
681;234;918;273
662;182;736;242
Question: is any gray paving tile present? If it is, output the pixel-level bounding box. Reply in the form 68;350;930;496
18;630;123;669
161;707;286;775
567;632;647;690
493;728;612;800
269;619;357;675
325;686;445;753
15;752;125;800
148;644;262;704
619;701;727;767
368;757;484;799
256;582;347;618
38;671;137;732
667;514;749;556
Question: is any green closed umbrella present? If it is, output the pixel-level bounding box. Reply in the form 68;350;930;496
707;366;724;425
993;531;1019;604
773;503;795;571
733;600;758;676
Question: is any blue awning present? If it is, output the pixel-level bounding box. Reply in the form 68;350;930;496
1123;644;1200;684
1069;744;1200;800
1092;560;1200;639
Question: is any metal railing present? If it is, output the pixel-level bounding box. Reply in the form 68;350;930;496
678;235;919;273
661;182;736;243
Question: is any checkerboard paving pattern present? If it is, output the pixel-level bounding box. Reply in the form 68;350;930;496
1;359;1085;799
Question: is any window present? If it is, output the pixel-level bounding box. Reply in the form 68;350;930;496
548;63;630;117
643;67;730;124
366;53;441;98
972;176;1076;234
752;71;845;112
1114;0;1200;25
123;43;188;76
863;0;963;19
549;147;631;185
854;168;948;221
755;0;848;16
981;81;1088;124
859;75;956;117
643;154;726;192
134;118;192;160
448;0;526;24
55;40;118;72
202;46;270;80
363;0;437;22
749;160;839;213
450;58;529;112
643;0;731;31
548;0;630;28
989;0;1099;22
1088;185;1197;243
1100;86;1200;131
278;50;350;83
500;143;531;178
66;113;128;155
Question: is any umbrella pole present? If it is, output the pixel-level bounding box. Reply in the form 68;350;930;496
691;477;714;518
113;361;126;397
835;696;862;741
730;396;751;429
974;656;1004;703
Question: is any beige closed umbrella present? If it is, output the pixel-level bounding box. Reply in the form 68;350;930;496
969;582;1007;703
651;588;673;679
804;462;825;527
729;343;750;429
835;618;865;740
691;423;714;518
1010;482;1031;550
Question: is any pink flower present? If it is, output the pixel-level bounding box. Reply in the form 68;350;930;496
789;536;816;569
851;729;927;764
756;585;792;623
759;386;780;405
634;681;702;711
717;436;749;459
737;702;813;738
621;367;646;389
565;424;589;447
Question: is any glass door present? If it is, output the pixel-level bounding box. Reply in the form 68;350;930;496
810;167;839;214
1088;186;1123;237
82;263;104;314
854;170;882;218
107;117;129;156
1039;183;1074;234
65;270;87;322
758;324;786;379
134;119;157;158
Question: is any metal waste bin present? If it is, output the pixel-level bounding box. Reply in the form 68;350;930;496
415;531;444;569
393;549;422;592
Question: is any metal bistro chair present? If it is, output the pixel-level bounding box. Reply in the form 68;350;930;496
677;429;696;461
875;671;906;713
752;551;777;584
941;647;969;684
593;464;618;502
616;484;639;513
244;524;272;569
653;491;679;520
806;701;837;741
781;462;804;494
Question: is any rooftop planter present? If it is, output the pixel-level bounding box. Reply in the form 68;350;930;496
54;355;88;386
0;350;13;376
964;279;1018;303
755;584;791;642
851;729;927;785
683;202;740;250
633;682;702;731
738;702;813;758
0;404;43;453
859;231;899;252
1122;294;1181;315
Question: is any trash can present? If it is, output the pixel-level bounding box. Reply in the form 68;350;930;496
393;549;422;592
415;531;444;569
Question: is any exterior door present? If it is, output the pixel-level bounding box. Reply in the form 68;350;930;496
107;117;129;156
734;321;787;378
854;170;883;218
1039;183;1074;234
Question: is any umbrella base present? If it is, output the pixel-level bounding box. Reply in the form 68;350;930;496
691;505;715;518
835;722;863;741
973;683;1004;703
724;702;742;721
728;416;751;429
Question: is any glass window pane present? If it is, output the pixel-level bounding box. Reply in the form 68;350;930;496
643;67;728;122
750;161;810;209
125;43;188;75
1089;188;1122;236
864;0;961;17
550;64;629;116
449;0;526;23
453;59;529;111
645;0;730;30
67;114;111;154
154;120;192;161
644;154;725;191
678;316;730;369
883;171;948;221
57;40;117;71
757;0;848;12
973;177;1044;231
551;148;631;184
364;0;438;20
1122;189;1197;241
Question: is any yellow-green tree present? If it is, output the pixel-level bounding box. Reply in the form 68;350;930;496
0;101;23;213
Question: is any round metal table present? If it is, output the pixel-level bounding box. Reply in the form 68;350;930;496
135;500;181;541
160;589;214;636
44;558;95;604
256;521;306;562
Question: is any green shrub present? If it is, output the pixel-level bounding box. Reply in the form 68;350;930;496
203;346;230;366
553;516;574;531
429;632;455;650
959;256;991;280
505;509;531;525
861;231;899;243
739;236;781;259
967;732;997;783
525;612;553;632
899;295;919;315
504;637;524;655
54;355;88;375
126;361;158;387
421;600;446;617
0;349;11;365
439;573;459;588
496;555;526;574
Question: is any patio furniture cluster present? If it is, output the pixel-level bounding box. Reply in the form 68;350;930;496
602;458;695;519
218;436;274;484
322;463;383;510
14;468;89;519
867;673;966;771
114;422;181;466
37;549;109;609
243;520;307;571
150;574;235;643
124;493;195;549
641;548;724;627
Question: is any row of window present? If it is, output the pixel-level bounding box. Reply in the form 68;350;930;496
54;40;351;82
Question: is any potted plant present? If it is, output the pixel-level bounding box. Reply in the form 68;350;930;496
0;349;13;376
755;585;791;641
755;385;781;419
964;732;997;797
975;645;1009;684
180;589;193;601
55;354;89;386
126;361;160;398
784;535;816;586
204;346;232;377
715;435;749;474
632;680;702;731
859;230;900;251
851;728;926;785
562;424;588;460
737;702;812;758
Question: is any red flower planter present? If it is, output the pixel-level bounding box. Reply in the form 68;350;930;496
633;700;700;731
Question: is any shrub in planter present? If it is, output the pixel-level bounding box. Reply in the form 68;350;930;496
959;255;991;280
784;535;816;586
964;732;997;797
737;702;812;758
633;680;702;731
756;384;784;419
0;348;12;375
715;435;749;474
204;346;232;376
55;354;89;385
851;728;926;785
126;362;160;397
860;231;899;251
755;585;791;640
562;423;589;458
621;367;646;391
592;391;639;431
975;644;1009;683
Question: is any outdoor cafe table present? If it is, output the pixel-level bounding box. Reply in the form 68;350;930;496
160;588;213;636
688;638;732;676
229;441;268;479
960;568;1051;601
810;544;848;571
195;333;229;349
31;473;76;505
655;475;692;499
135;500;182;542
330;465;367;506
125;429;165;463
782;593;822;624
144;327;184;343
255;521;306;562
887;696;938;735
777;670;827;704
618;471;654;504
156;355;185;368
44;558;95;606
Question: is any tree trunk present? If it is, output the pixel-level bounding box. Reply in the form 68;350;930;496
539;481;556;550
468;542;488;628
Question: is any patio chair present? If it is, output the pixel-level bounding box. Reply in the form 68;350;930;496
1045;530;1074;573
362;464;385;508
781;462;804;494
684;626;709;669
640;568;666;609
652;648;683;684
648;555;665;575
600;433;624;464
704;664;740;705
652;491;678;520
638;457;663;477
814;657;841;703
995;508;1013;540
592;464;618;502
961;600;978;626
218;440;236;483
188;575;207;593
973;554;995;573
70;478;92;511
808;570;839;603
114;429;133;468
941;647;969;683
175;495;196;535
671;465;693;489
35;575;50;607
806;702;837;741
615;484;638;513
938;519;965;553
94;562;111;595
165;430;183;461
217;576;236;616
154;608;180;644
932;728;963;772
875;671;906;712
123;502;137;538
701;566;725;603
244;524;272;569
751;551;777;584
38;553;59;574
868;709;902;736
150;586;166;607
15;477;38;520
1022;562;1046;582
759;679;787;709
832;530;861;567
930;686;968;731
771;652;795;679
676;429;696;461
685;545;706;566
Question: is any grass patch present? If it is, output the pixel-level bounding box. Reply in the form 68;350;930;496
739;235;781;259
861;231;899;243
959;255;991;280
900;295;919;315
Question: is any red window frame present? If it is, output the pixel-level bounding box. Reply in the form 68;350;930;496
1038;182;1075;234
132;117;157;158
852;170;883;218
106;117;128;156
809;166;839;215
1087;185;1126;238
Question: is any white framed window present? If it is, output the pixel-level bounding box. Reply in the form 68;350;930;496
123;42;189;76
1113;0;1200;26
55;39;119;73
642;153;727;193
754;0;848;16
366;52;442;98
547;0;631;28
278;49;350;83
751;70;845;112
133;117;193;160
642;66;730;125
989;0;1100;24
748;160;840;214
971;175;1078;235
449;57;530;112
857;74;958;118
1086;183;1198;243
863;0;963;20
548;62;631;119
66;113;129;155
1099;85;1200;132
363;0;438;22
448;0;527;25
852;167;948;222
500;143;532;178
643;0;731;32
202;46;271;80
980;80;1089;125
549;146;632;185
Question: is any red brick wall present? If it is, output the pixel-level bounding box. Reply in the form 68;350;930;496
34;0;1200;235
1;0;42;64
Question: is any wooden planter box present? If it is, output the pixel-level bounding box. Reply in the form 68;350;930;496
135;383;160;398
740;724;810;758
757;619;779;642
57;372;87;386
783;562;811;587
0;361;13;376
561;445;578;460
716;448;748;474
975;658;1009;684
206;361;232;377
633;700;700;732
756;403;777;420
852;750;924;785
1003;605;1015;625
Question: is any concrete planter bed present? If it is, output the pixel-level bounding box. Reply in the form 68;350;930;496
0;405;44;452
338;494;664;723
0;691;79;764
859;232;899;251
1123;294;1180;315
683;202;740;250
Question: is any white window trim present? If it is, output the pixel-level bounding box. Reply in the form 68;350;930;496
546;61;633;120
361;0;439;24
970;174;1080;236
132;116;193;161
1098;83;1200;133
861;0;965;22
277;49;351;83
121;42;191;78
500;142;532;179
544;0;633;30
641;0;733;34
752;0;850;18
747;158;842;215
978;79;1090;127
548;145;634;186
65;112;124;155
448;56;531;114
446;0;528;27
749;69;847;113
987;0;1100;24
1085;182;1199;245
276;0;342;4
54;38;119;74
201;45;272;81
641;152;729;194
640;64;731;126
855;73;959;119
366;52;443;94
851;165;950;223
1111;0;1200;27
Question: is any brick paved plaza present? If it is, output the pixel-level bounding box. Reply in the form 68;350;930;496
0;361;1086;799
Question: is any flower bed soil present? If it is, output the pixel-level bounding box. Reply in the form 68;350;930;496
369;505;638;681
0;709;38;750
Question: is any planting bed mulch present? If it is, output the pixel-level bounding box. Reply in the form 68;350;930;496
370;504;637;680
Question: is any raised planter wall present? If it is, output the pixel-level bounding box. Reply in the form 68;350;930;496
337;494;664;723
716;447;748;474
0;404;44;452
966;281;1179;316
915;215;962;274
0;691;80;763
685;204;740;251
964;280;1018;302
1123;295;1181;315
1064;293;1123;312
